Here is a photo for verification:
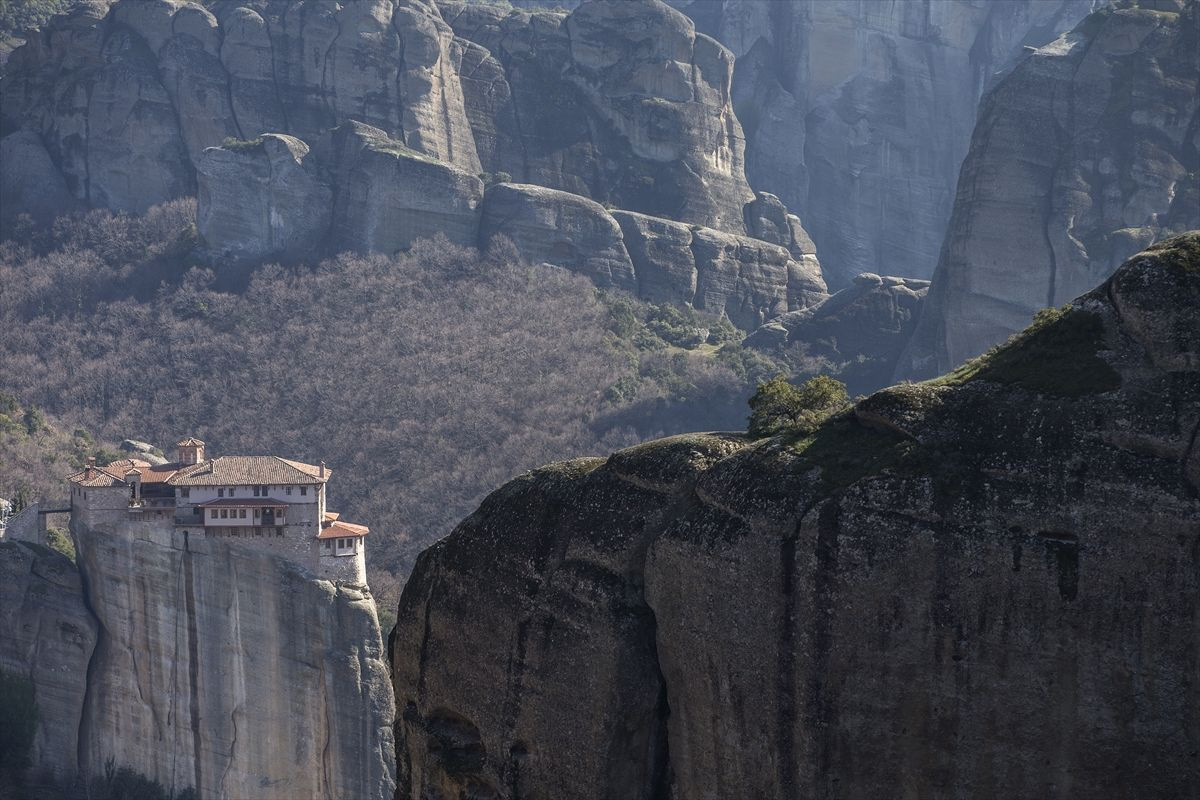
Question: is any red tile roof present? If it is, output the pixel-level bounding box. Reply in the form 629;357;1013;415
176;437;205;446
103;459;181;484
317;520;369;539
172;456;330;486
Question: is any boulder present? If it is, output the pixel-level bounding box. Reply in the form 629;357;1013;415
479;183;636;291
196;134;331;265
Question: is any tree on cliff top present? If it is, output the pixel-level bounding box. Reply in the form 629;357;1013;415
747;374;849;439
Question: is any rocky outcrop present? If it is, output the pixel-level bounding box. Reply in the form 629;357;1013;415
0;541;97;787
480;183;636;291
391;233;1200;798
899;1;1200;379
676;0;1098;285
325;121;484;255
72;518;396;800
1;0;758;234
196;134;331;265
195;125;825;326
745;273;929;394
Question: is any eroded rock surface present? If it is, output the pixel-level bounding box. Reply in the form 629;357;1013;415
1;0;756;233
679;0;1098;285
0;541;97;787
72;519;397;800
392;234;1200;799
900;1;1200;379
745;273;929;394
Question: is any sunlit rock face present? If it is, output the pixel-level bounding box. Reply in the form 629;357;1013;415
71;518;396;800
678;0;1099;286
899;1;1199;379
0;0;756;234
392;235;1200;799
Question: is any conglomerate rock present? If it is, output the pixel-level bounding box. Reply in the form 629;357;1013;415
899;1;1200;379
0;541;97;788
391;233;1200;799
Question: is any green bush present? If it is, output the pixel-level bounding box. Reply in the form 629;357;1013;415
747;374;849;439
220;136;264;154
45;527;74;563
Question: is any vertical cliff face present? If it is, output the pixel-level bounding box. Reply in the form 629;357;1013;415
391;234;1200;798
0;0;757;235
70;518;396;800
0;541;97;787
900;1;1199;378
677;0;1098;285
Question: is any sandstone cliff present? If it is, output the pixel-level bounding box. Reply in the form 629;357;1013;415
0;541;97;788
195;124;827;325
391;233;1200;798
677;0;1098;285
71;518;397;800
900;1;1199;379
0;0;756;234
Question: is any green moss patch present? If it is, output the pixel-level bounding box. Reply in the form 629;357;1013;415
220;136;265;154
786;415;916;495
929;305;1121;397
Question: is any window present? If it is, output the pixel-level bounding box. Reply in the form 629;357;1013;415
220;509;228;519
180;488;190;498
218;488;225;498
229;488;235;497
260;485;268;495
253;486;260;497
300;487;308;496
239;509;246;519
254;509;260;518
286;487;292;496
210;509;217;519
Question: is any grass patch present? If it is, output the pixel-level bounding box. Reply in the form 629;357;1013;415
220;136;264;154
785;415;916;495
928;305;1120;397
45;526;74;563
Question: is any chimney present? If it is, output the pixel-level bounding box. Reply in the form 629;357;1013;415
319;461;326;479
85;456;95;480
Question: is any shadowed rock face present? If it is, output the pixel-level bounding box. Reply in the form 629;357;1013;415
677;0;1099;286
744;273;929;395
391;234;1200;799
0;541;97;787
900;2;1200;379
0;0;755;234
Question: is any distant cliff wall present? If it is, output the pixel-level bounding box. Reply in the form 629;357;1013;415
899;1;1200;378
677;0;1099;286
0;0;756;234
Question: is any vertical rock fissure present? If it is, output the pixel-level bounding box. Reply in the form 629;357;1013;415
806;502;841;794
182;549;203;797
73;528;106;782
775;525;799;795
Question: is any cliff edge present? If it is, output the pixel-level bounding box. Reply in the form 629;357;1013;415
391;233;1200;798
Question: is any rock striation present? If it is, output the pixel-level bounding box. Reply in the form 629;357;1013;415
0;541;98;788
745;273;929;394
195;124;827;325
677;0;1099;285
71;517;397;800
391;233;1200;798
0;0;757;233
900;1;1200;379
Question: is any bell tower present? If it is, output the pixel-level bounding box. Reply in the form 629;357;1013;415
176;437;206;465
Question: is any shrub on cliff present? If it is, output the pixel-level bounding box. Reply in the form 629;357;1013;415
747;374;849;439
